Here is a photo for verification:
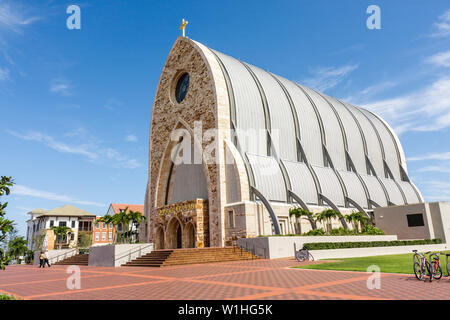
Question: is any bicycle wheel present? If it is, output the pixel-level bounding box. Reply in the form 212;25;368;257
425;261;433;282
432;262;443;280
309;252;315;262
413;262;424;280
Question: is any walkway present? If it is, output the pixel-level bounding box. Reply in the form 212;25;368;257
0;260;449;300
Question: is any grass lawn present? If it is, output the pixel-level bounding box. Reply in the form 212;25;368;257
294;251;450;274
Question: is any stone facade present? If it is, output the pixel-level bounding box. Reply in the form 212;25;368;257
145;37;232;248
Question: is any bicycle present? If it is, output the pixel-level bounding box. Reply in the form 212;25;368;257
296;249;314;262
429;252;443;282
412;250;433;281
294;243;314;262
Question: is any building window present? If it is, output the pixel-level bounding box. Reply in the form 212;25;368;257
407;214;425;227
50;220;54;228
102;232;106;241
71;221;75;228
109;231;113;241
59;221;67;227
228;211;235;228
95;232;99;241
102;222;106;229
175;73;189;103
70;233;74;241
79;221;92;231
109;223;113;229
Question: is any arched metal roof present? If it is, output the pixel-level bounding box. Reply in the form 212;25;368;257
206;45;423;210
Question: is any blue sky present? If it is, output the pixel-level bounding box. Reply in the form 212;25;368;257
1;0;449;236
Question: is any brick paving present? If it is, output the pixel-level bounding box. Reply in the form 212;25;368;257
1;259;449;300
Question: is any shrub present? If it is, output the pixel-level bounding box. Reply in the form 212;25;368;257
361;225;385;235
0;294;17;300
302;228;326;236
330;227;355;236
303;238;443;250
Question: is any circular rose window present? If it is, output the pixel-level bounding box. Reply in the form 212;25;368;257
175;73;189;103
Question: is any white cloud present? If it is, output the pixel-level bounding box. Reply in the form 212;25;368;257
125;134;137;142
6;130;141;169
407;152;450;162
427;50;450;67
419;180;450;202
359;76;450;135
415;165;450;173
0;2;40;34
0;66;9;81
12;185;104;207
302;64;359;92
431;9;450;38
50;78;72;96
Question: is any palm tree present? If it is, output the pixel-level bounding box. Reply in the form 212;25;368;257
316;209;342;234
7;236;27;263
51;226;72;249
128;210;146;243
113;208;132;244
289;208;316;234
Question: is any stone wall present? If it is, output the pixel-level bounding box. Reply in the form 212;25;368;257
145;37;232;247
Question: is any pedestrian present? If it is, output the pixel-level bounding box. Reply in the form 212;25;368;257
43;250;51;268
39;251;45;268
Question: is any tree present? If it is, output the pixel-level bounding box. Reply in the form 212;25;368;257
289;208;316;234
0;176;15;270
8;236;27;264
316;209;343;234
51;226;73;250
345;212;370;234
128;210;146;243
0;177;15;244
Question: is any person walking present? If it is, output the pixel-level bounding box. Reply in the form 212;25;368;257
43;250;51;268
39;251;45;268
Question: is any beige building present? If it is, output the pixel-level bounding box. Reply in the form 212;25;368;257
143;37;423;249
26;205;96;250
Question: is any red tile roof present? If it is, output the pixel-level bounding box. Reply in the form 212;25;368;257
110;203;144;215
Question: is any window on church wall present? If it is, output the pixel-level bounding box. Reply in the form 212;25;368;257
174;73;189;103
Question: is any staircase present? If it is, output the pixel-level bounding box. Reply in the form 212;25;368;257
53;253;89;266
123;247;258;267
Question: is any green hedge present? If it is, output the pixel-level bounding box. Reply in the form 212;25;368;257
303;238;443;250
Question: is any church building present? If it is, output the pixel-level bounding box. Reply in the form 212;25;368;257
143;36;423;249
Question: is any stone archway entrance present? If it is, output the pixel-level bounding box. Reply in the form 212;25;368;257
155;227;164;250
166;218;183;249
155;199;209;249
184;223;196;248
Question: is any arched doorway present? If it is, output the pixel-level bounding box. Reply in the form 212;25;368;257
166;218;183;249
184;223;196;248
155;227;164;249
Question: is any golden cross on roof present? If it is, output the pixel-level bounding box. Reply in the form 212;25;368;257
179;18;188;37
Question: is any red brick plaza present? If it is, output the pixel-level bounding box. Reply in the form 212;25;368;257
1;260;449;300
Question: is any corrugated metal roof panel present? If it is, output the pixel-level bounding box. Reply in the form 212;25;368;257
359;174;388;207
380;178;405;205
311;166;345;207
246;64;297;161
301;86;347;171
282;160;319;205
338;171;369;209
247;153;287;202
274;75;324;166
398;181;421;204
213;51;267;156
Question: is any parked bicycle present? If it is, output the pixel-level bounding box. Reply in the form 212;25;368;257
413;250;433;281
294;243;314;262
413;250;449;282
